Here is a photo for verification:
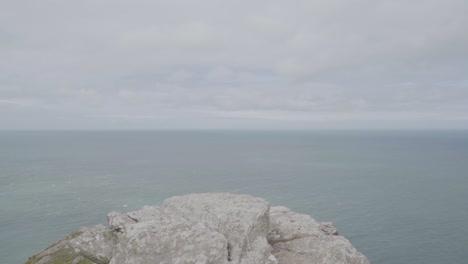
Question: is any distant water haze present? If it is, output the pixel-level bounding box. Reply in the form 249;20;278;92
1;130;468;264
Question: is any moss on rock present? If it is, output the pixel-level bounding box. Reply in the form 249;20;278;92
24;231;96;264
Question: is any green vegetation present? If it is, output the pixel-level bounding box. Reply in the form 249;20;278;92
24;231;96;264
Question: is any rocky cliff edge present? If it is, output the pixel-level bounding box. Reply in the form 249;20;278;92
25;193;371;264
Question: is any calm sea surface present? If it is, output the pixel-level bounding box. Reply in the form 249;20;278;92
1;130;468;264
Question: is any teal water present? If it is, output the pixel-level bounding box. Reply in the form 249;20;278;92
1;130;468;264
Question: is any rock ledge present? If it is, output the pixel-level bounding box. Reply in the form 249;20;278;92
25;193;371;264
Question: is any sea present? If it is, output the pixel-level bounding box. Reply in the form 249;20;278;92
1;130;467;264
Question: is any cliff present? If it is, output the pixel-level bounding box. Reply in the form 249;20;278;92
24;193;371;264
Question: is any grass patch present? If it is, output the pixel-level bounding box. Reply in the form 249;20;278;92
24;231;96;264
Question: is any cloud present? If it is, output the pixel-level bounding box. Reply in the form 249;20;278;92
0;0;467;129
0;98;39;107
205;66;232;82
168;70;194;83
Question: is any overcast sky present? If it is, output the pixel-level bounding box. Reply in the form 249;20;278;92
1;0;468;130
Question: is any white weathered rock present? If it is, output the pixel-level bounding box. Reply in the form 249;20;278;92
320;222;339;235
111;216;228;264
269;206;370;264
107;211;136;233
71;225;116;264
27;193;371;264
268;206;324;243
126;205;160;222
272;236;370;264
162;193;274;264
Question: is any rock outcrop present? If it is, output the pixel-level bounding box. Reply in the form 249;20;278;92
25;193;371;264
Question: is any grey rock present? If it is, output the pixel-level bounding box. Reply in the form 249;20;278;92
71;224;116;264
26;193;371;264
320;222;339;235
162;193;273;264
110;213;228;264
269;206;324;243
126;205;160;222
107;211;136;233
273;236;370;264
269;206;370;264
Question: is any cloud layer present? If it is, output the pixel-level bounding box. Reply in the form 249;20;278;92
1;0;468;129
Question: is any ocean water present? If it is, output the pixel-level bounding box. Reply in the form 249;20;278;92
1;130;468;264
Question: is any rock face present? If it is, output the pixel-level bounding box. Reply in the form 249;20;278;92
25;193;371;264
268;206;370;264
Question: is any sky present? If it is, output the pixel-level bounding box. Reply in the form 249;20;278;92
1;0;468;130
